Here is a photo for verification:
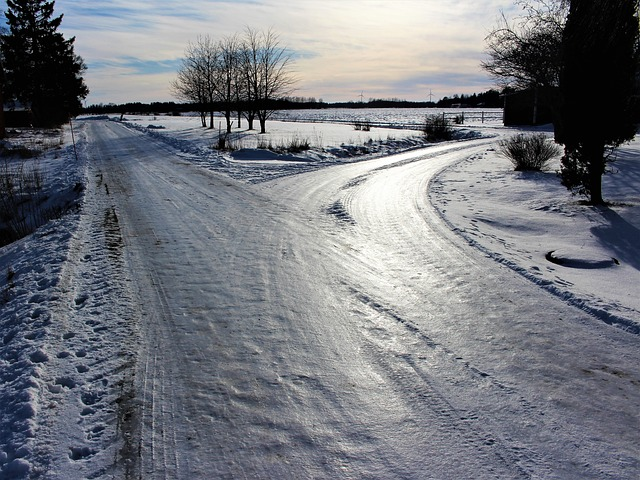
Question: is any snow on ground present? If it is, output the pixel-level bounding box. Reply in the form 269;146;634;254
431;134;640;333
0;111;638;478
119;112;484;183
272;107;504;128
0;124;140;478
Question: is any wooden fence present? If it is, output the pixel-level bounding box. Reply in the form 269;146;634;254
274;110;504;131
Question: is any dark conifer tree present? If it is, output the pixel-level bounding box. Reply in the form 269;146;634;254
1;0;88;126
557;0;639;204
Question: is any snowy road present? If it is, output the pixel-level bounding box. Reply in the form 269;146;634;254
86;120;639;479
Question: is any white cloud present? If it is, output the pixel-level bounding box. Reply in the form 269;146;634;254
54;0;518;104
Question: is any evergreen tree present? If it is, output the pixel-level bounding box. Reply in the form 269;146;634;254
1;0;88;127
556;0;639;204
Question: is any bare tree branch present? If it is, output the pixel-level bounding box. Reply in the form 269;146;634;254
482;1;567;90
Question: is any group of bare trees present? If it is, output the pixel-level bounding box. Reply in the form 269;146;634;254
171;28;296;134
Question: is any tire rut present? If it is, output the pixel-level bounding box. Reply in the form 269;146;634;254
350;287;550;479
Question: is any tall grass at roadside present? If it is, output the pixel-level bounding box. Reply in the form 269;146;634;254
257;133;312;154
0;157;47;245
0;128;72;246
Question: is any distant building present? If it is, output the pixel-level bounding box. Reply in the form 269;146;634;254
502;88;556;126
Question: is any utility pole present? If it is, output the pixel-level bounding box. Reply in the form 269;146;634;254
0;61;5;139
359;91;364;103
428;89;434;103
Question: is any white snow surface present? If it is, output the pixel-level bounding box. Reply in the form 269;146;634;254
0;113;638;479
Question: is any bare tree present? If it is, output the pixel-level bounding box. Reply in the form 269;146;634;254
216;35;242;134
171;35;219;128
482;1;567;90
238;35;258;130
483;1;568;124
171;63;207;127
241;28;296;133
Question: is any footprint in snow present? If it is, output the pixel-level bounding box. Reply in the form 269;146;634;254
55;376;77;389
29;349;49;364
69;446;96;461
74;294;89;307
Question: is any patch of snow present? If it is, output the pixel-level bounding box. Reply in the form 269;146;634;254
430;133;640;334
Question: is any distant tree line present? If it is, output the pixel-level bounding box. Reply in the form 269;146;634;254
83;89;505;116
433;90;503;108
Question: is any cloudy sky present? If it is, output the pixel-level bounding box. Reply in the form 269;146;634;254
51;0;520;105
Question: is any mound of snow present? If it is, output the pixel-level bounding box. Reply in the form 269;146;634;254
546;248;619;269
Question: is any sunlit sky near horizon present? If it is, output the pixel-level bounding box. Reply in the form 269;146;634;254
48;0;520;106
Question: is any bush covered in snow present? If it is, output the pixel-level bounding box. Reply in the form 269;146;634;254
423;114;453;141
498;133;560;171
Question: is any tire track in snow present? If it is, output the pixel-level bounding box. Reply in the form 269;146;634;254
88;121;186;478
81;120;639;478
350;288;548;479
137;269;183;479
309;140;639;479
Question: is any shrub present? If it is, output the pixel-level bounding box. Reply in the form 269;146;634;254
257;134;311;154
423;114;453;141
279;135;310;153
498;133;560;171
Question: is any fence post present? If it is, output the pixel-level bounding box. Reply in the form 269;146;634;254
69;117;79;163
481;111;485;123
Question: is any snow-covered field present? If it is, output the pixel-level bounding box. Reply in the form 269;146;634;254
0;111;638;478
124;112;443;183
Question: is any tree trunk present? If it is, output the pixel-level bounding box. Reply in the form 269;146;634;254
587;142;606;205
225;111;232;134
532;87;538;125
246;112;255;130
258;110;267;134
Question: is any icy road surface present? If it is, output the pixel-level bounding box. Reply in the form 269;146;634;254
86;120;638;479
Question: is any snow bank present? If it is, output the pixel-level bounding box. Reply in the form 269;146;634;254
0;131;84;477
